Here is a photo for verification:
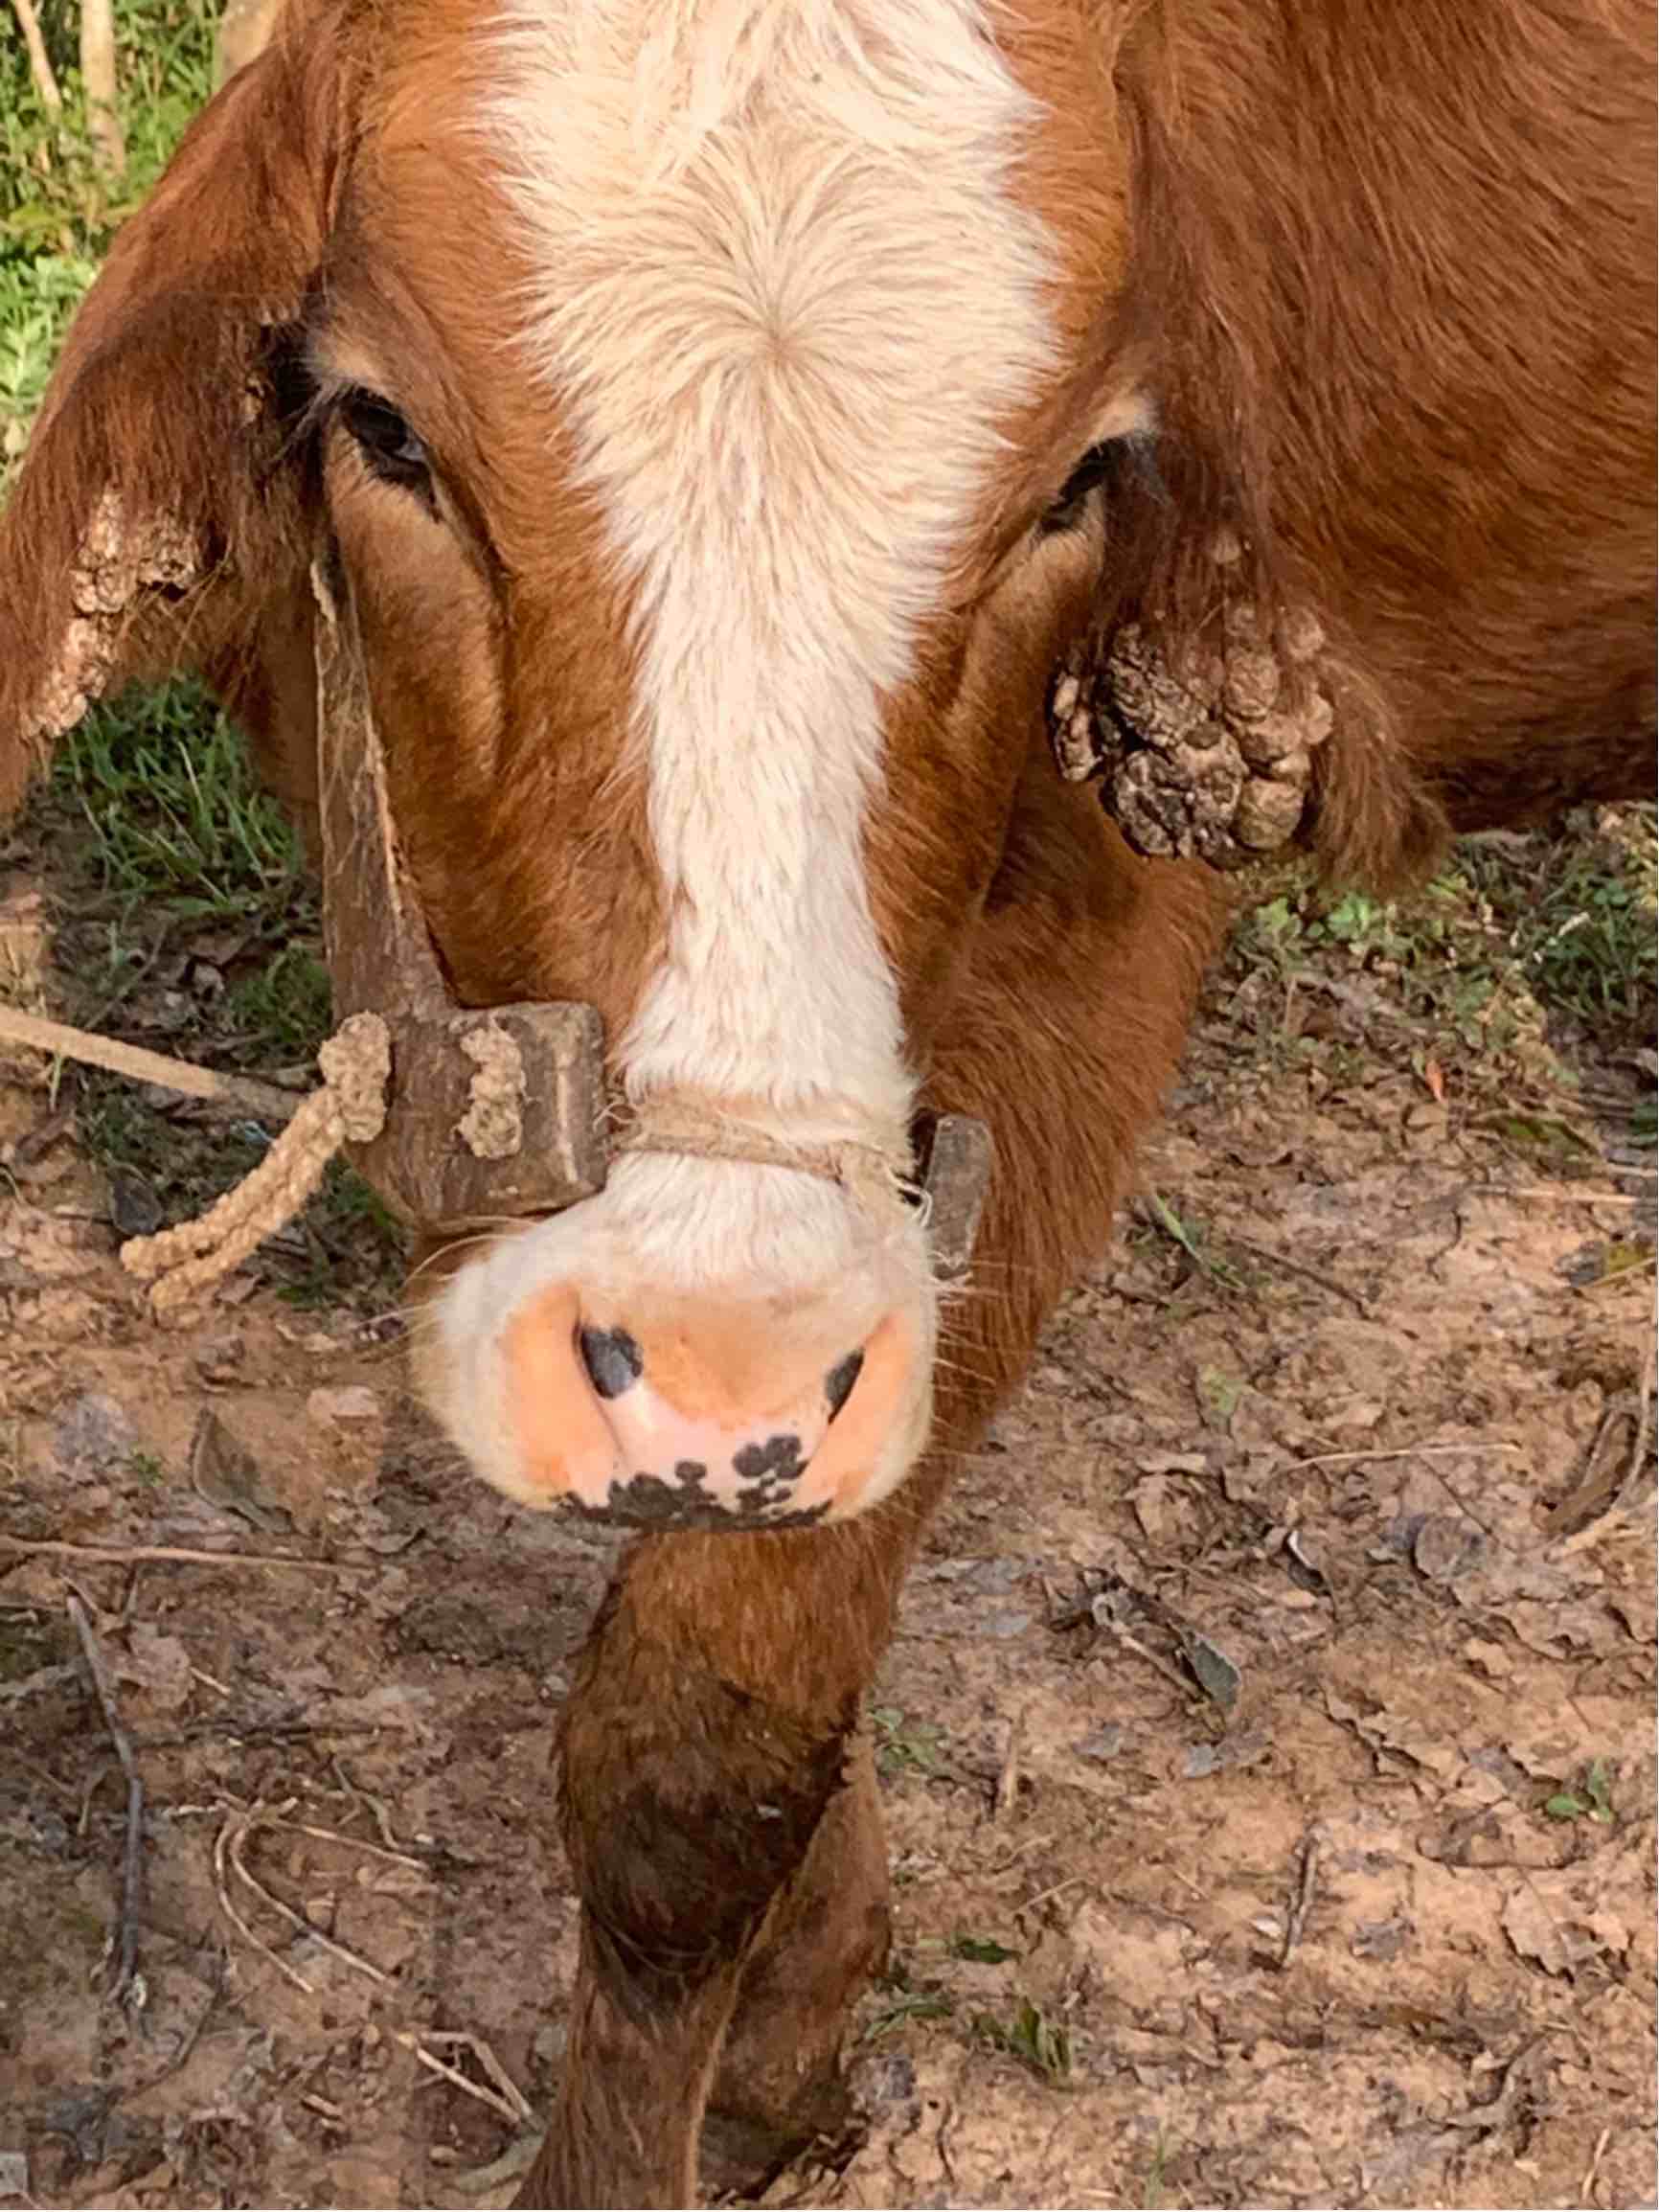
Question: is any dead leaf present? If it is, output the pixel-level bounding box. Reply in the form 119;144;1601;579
118;1624;193;1710
1502;1882;1571;1975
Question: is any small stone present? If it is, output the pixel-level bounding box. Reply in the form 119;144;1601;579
1074;1724;1124;1763
307;1385;382;1428
0;2152;29;2201
1413;1514;1484;1583
109;1174;164;1240
1182;1631;1242;1710
52;1391;136;1473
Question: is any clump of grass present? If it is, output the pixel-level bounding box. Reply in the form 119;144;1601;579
52;683;310;932
1466;809;1657;1048
1229;810;1657;1111
972;1997;1073;2083
872;1704;954;1780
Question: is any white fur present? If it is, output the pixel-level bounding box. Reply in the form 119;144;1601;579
482;0;1058;1150
428;1;1063;1508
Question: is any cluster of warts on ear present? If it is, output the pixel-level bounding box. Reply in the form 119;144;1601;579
25;494;201;753
1048;533;1336;868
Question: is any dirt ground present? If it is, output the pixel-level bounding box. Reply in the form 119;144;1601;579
1;851;1654;2211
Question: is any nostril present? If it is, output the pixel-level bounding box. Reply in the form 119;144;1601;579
825;1350;865;1420
579;1325;645;1400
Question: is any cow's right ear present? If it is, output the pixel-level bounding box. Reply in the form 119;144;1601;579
0;11;354;816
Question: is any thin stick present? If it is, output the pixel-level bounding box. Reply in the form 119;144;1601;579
213;1813;313;1993
423;2031;535;2126
67;1594;144;1999
1627;1341;1656;1499
8;0;60;107
0;1006;300;1123
1228;1233;1370;1316
398;2034;531;2127
995;1705;1026;1819
1482;1187;1642;1206
1279;1830;1320;1967
1274;1443;1523;1475
1580;2122;1612;2206
1573;1254;1657;1294
1;1534;358;1574
227;1815;389;1985
1101;1620;1200;1701
264;1815;433;1874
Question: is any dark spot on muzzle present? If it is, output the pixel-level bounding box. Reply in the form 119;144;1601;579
825;1350;864;1419
733;1434;806;1484
579;1325;645;1400
563;1448;830;1534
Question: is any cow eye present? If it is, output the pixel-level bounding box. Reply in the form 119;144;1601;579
1038;444;1117;536
1038;435;1162;536
338;387;431;493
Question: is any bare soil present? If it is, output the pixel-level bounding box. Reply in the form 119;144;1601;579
1;872;1654;2211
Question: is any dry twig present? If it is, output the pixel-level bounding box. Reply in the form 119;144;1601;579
1275;1442;1522;1476
1580;2123;1612;2205
265;1813;433;1875
1279;1829;1321;1967
1229;1232;1370;1316
422;2031;535;2125
398;2032;534;2127
213;1813;312;1993
1;1533;360;1573
227;1809;389;1985
67;1594;144;2000
995;1705;1026;1819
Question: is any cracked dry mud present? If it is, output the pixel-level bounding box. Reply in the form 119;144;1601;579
1;917;1654;2211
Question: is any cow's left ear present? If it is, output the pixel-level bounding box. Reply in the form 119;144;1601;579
0;3;358;816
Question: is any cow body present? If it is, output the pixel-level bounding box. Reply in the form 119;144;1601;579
1;1;1652;2201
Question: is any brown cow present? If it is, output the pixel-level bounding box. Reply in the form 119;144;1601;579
2;1;1652;2203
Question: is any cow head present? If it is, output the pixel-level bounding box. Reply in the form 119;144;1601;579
0;0;1148;1530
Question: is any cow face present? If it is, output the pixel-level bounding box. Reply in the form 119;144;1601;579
0;0;1142;1530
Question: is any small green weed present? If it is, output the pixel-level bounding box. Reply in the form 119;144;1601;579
861;1991;956;2041
950;1934;1018;1964
1544;1759;1617;1826
1143;2135;1179;2210
1140;1192;1242;1290
872;1704;954;1780
973;1997;1073;2084
1196;1365;1243;1427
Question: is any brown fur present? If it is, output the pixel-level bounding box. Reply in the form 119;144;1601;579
0;4;1652;2202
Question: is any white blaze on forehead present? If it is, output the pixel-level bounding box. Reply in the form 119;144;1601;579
484;0;1058;1139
